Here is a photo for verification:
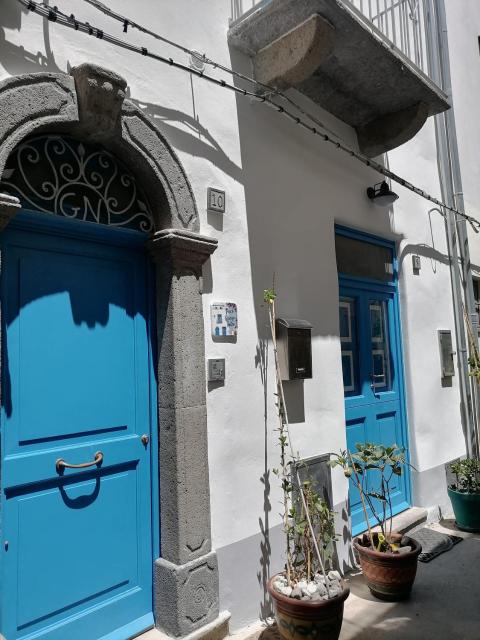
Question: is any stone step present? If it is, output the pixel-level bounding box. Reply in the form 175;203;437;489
370;506;428;536
131;612;230;640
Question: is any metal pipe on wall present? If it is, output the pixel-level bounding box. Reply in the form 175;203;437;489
425;0;480;457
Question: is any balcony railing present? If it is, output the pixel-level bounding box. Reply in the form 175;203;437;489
230;1;269;24
230;0;433;82
346;0;430;76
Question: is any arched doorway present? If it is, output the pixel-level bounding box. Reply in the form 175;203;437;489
0;134;157;639
0;65;222;640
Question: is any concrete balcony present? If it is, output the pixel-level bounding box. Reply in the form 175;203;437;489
228;0;450;156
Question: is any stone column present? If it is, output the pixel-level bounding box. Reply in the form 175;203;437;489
149;228;224;638
0;193;20;230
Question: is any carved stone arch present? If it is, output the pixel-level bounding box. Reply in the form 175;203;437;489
0;63;224;640
0;63;199;232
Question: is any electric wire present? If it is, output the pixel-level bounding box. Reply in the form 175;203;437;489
15;0;480;234
80;0;343;141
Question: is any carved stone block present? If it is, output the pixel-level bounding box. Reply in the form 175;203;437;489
154;552;220;637
0;193;20;230
71;63;127;138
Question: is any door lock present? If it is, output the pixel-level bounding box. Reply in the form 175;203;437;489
141;434;149;446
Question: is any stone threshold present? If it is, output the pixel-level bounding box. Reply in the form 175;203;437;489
370;506;428;536
227;620;267;640
131;612;231;640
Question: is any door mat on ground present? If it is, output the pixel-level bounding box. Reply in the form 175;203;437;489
409;527;463;562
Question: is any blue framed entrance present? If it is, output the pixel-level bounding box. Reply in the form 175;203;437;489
336;226;411;536
0;211;159;640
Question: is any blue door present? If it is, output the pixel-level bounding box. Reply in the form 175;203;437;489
1;215;155;640
337;229;411;536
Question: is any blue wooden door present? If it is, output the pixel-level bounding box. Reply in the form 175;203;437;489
1;216;155;640
339;282;410;536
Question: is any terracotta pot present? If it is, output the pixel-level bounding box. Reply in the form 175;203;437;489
267;575;350;640
354;532;421;601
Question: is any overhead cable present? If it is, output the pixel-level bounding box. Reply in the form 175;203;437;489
80;0;342;141
15;0;480;234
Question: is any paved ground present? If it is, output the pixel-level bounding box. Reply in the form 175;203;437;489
230;519;480;640
339;520;480;640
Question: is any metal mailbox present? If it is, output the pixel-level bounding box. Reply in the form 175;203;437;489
276;318;313;380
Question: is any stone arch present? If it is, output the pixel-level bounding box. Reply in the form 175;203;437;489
0;63;199;232
0;64;223;639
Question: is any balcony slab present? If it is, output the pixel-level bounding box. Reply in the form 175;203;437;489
228;0;450;156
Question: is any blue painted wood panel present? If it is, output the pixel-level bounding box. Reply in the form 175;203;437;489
338;230;411;537
1;219;154;640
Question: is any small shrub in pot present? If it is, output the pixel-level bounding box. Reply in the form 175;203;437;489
264;285;349;640
330;443;421;601
448;458;480;532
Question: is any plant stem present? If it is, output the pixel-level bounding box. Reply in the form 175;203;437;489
348;452;375;548
267;284;330;592
268;295;293;584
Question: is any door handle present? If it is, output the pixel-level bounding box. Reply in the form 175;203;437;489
56;451;103;474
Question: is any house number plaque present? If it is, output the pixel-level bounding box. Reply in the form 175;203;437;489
207;187;226;213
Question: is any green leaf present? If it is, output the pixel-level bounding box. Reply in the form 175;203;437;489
263;288;276;303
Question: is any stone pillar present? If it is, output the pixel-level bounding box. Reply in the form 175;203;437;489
0;193;20;230
149;228;224;638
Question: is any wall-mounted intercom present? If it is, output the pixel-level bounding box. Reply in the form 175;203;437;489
438;330;455;379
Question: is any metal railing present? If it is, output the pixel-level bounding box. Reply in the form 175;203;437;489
230;0;434;82
230;0;269;24
346;0;430;76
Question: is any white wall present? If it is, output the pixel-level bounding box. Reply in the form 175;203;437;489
445;1;480;274
0;0;470;629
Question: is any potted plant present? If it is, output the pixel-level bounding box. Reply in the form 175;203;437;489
448;311;480;532
329;443;421;601
448;457;480;532
264;286;349;640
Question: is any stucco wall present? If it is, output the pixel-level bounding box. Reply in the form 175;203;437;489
0;0;470;631
444;2;480;275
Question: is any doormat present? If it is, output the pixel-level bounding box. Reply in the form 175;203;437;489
409;527;463;563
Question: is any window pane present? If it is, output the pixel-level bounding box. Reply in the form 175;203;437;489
336;234;394;282
339;297;360;397
369;301;392;391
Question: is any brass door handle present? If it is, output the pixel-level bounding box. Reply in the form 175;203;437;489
56;451;103;474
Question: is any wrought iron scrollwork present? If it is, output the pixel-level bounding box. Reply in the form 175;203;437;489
0;135;154;233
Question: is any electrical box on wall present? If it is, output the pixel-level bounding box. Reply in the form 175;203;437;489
276;318;313;380
438;330;455;378
208;358;225;382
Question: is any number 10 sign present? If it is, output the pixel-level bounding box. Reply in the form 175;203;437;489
207;187;226;213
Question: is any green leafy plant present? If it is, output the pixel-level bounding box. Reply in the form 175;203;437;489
329;443;410;552
464;306;480;384
450;458;480;494
264;282;338;589
288;479;337;582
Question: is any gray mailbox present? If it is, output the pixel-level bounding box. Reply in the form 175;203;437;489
276;318;313;380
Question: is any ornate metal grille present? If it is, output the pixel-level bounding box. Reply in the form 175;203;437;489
0;135;154;233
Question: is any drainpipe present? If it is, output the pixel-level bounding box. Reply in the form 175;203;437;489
424;0;479;457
